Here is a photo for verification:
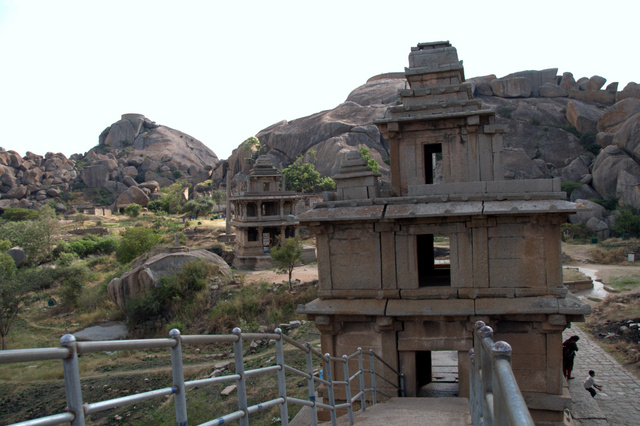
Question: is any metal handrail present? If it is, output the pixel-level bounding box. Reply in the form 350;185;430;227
469;321;535;426
0;326;405;426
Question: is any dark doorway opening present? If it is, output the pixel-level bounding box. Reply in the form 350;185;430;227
416;350;459;397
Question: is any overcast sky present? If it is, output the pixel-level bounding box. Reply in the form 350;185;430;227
1;0;638;160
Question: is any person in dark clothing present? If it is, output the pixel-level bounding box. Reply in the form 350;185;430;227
562;335;580;379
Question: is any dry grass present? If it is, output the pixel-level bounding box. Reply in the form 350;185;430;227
563;267;590;282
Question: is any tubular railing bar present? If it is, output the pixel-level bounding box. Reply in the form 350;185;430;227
368;349;402;376
5;327;410;426
284;364;311;379
275;328;289;426
470;321;535;426
10;412;75;426
201;409;246;426
357;348;366;412
60;334;85;426
76;339;176;353
342;354;355;425
181;334;239;344
83;387;178;414
232;327;249;426
324;354;338;426
170;329;188;426
185;374;240;389
304;342;319;426
369;351;377;405
0;347;69;363
244;365;282;378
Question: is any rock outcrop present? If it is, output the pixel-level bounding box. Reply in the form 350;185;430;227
107;249;231;309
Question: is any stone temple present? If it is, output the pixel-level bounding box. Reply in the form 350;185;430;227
297;41;590;424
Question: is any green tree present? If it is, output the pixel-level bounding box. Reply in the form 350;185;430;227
211;189;226;212
0;257;30;350
0;207;58;265
124;203;142;217
282;158;321;193
359;146;380;174
158;180;191;214
116;227;162;264
270;237;303;290
318;176;336;191
182;197;215;219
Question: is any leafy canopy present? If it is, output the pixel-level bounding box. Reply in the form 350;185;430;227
270;237;303;290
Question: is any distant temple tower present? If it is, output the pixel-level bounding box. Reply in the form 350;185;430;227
298;42;590;423
230;156;303;270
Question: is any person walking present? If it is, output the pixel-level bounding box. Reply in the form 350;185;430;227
583;370;603;397
562;335;580;379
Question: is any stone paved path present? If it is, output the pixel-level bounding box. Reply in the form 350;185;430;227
563;327;640;425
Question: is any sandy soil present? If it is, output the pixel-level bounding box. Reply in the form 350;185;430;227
243;264;319;285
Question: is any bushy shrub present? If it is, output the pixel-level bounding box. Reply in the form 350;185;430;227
1;208;40;221
612;207;640;238
56;252;78;267
124;203;142;218
116;227;161;264
561;181;583;199
67;235;116;258
125;259;212;327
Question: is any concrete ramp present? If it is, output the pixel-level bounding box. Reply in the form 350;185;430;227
319;397;471;425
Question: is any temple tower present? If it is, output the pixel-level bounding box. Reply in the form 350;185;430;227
230;156;302;269
298;42;590;423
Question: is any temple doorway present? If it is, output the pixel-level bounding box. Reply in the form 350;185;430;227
415;350;459;397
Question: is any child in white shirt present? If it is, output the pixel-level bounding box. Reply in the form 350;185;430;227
583;370;602;397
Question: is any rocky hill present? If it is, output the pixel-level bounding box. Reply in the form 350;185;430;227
2;70;640;238
1;114;220;212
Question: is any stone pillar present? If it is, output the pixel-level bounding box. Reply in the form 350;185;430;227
225;172;231;234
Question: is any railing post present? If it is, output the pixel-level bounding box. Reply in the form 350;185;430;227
400;373;406;398
324;354;337;426
275;328;289;426
305;343;318;426
368;350;377;406
169;329;188;426
477;323;494;426
469;347;481;425
357;348;366;412
492;341;511;426
233;327;249;426
342;355;354;425
60;334;85;426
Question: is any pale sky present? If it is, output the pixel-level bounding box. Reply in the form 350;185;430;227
1;0;638;161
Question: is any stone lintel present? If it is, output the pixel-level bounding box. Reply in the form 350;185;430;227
317;290;400;300
297;205;384;222
384;201;483;219
475;297;559;315
386;299;474;316
400;287;458;299
483;200;576;215
404;63;464;75
458;288;515;299
296;299;387;316
375;108;496;125
389;99;482;114
398;83;473;98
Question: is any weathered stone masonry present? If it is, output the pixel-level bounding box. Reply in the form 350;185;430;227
298;42;590;424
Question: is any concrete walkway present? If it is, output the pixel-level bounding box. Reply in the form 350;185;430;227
563;326;640;425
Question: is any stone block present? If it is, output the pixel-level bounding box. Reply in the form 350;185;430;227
296;299;387;316
400;287;458;299
384;201;483;219
486;179;554;193
512;369;547;393
387;299;474;317
483;200;576;215
407;181;486;196
475;297;559;315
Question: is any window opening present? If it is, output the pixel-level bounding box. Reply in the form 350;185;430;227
417;234;450;287
246;203;257;217
247;227;258;242
423;144;442;185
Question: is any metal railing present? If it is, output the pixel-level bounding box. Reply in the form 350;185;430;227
469;321;535;426
0;327;405;426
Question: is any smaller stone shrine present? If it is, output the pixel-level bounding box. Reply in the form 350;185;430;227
230;156;303;270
